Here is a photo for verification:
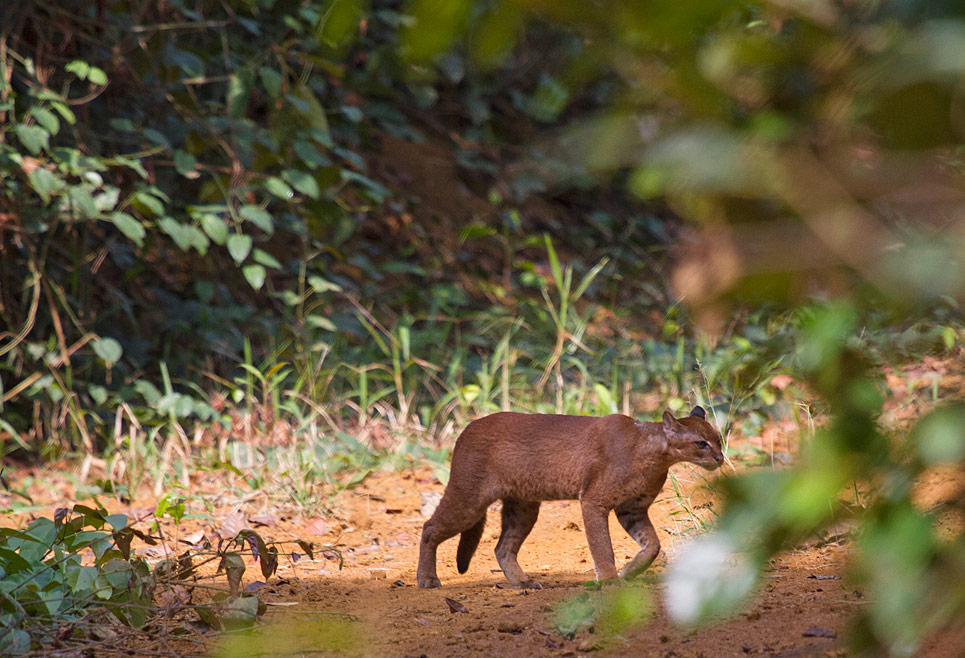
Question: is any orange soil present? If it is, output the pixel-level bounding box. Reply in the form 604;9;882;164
238;458;962;658
240;467;853;658
4;456;963;657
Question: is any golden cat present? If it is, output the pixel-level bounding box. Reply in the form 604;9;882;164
417;407;724;589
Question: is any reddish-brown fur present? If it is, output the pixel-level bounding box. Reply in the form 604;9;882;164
417;407;724;589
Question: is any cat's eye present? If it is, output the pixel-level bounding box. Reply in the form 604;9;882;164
696;441;711;450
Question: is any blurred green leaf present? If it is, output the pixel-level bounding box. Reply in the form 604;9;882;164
15;124;49;155
913;404;965;464
529;75;568;122
289;85;330;133
306;315;337;331
227;234;253;264
159;217;194;251
50;101;76;125
263;177;293;200
253;249;282;269
110;212;145;247
68;187;98;219
65;59;90;79
341;105;363;123
30;107;60;135
402;0;471;62
133;192;165;217
239;205;274;233
294;140;331;167
27;168;62;204
92;338;123;366
458;223;497;242
469;0;523;68
282;169;320;199
308;275;342;293
87;67;107;85
317;0;365;48
857;504;938;652
243;264;266;290
201;214;228;245
599;587;651;635
227;71;251;118
797;304;858;375
259;67;283;97
173;149;197;177
554;592;595;639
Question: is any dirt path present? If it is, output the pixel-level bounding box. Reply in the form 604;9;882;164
220;450;965;658
203;466;854;658
4;459;962;656
9;459;960;657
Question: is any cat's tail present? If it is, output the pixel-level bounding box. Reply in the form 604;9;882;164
456;513;486;574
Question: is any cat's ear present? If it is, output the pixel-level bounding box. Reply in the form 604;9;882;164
689;406;706;420
662;410;683;432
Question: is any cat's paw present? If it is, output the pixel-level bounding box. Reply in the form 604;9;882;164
618;564;640;580
417;577;442;589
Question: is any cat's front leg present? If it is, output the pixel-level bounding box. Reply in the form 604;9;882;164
579;498;618;581
614;498;660;579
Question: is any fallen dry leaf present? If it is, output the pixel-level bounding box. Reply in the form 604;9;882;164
802;625;836;638
444;597;469;614
181;530;206;546
217;511;250;540
304;517;329;536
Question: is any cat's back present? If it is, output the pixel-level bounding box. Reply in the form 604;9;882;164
459;411;600;446
452;411;634;467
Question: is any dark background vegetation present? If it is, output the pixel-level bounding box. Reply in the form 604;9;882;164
0;0;963;655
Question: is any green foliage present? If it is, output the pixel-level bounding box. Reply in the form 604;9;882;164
2;1;965;654
398;1;965;655
0;0;653;463
0;505;154;652
0;502;292;652
554;586;651;642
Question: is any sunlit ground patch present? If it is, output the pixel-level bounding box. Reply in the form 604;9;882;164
214;614;365;657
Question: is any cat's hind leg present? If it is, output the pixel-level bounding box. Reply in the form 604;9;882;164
418;493;491;588
494;499;542;589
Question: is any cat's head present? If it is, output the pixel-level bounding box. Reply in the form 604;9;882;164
662;406;725;470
